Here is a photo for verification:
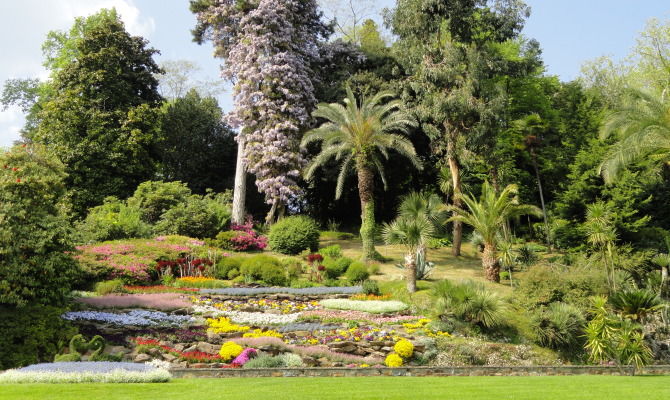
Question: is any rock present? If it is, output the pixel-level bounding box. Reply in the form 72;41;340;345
163;354;177;362
148;348;163;358
317;357;333;367
354;349;368;356
196;342;220;355
302;356;318;367
381;346;393;352
173;308;190;315
174;343;186;352
173;361;188;369
207;332;223;343
189;363;209;369
134;353;151;363
159;341;174;348
104;345;130;355
184;345;197;353
293;331;311;337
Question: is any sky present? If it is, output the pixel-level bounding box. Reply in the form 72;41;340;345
0;0;669;147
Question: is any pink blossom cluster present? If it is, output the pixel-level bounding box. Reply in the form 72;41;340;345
82;244;135;256
231;348;257;366
76;293;191;310
301;310;426;325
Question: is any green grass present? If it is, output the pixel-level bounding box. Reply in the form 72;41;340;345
1;376;669;400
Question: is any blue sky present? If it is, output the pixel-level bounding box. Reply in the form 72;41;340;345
0;0;668;147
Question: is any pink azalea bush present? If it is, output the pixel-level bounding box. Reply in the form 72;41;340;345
76;293;192;310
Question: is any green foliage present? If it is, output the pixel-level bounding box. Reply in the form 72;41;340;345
530;302;585;357
516;244;539;267
268;215;320;255
94;279;126;295
0;145;79;307
210;230;242;251
76;197;152;243
239;255;286;286
514;263;609;310
214;257;244;280
127;181;192;224
609;289;664;323
33;9;164;215
432;280;508;330
345;261;370;283
0;305;77;369
319;245;342;259
242;354;286;369
154;193;230;239
427;237;451;249
362;280;381;296
323;256;352;280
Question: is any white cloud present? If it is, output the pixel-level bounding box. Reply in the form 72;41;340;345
0;107;24;147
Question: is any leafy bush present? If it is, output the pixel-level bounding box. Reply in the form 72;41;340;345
345;261;370;283
362;280;381;296
268;216;320;255
242;354;286;369
210;230;241;250
427;237;451;249
514;264;608;310
530;302;585;356
517;244;540;267
279;353;304;367
76;197;152;243
94;280;126;295
127;181;192;224
323;256;352;279
432;280;508;330
0;305;77;369
319;299;408;313
214;257;244;280
609;289;663;322
239;255;287;286
320;231;355;240
0;145;79;307
320;245;343;259
154;194;229;239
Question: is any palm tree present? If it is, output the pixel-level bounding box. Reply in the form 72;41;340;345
446;181;541;282
584;202;618;291
382;216;434;293
302;87;421;261
652;252;670;299
599;88;670;183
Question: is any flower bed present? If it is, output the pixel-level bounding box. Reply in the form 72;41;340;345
230;337;383;364
286;326;397;346
192;296;320;314
124;285;199;294
300;310;424;325
194;305;303;325
62;310;195;327
0;362;171;384
76;293;192;310
133;338;223;363
200;286;362;296
319;299;409;314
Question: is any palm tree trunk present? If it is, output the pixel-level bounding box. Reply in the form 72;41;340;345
661;265;669;299
231;133;247;225
357;165;376;261
406;251;417;293
530;150;550;246
447;151;463;257
482;242;500;282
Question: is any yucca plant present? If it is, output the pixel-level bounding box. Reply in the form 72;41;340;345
432;280;507;330
383;215;434;293
302;87;420;261
446;182;541;282
530;302;585;355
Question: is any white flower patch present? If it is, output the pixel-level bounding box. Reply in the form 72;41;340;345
193;304;301;325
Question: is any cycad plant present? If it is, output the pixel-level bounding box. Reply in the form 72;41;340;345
609;289;664;323
302;88;421;261
446;182;541;282
599;88;670;183
382;216;434;293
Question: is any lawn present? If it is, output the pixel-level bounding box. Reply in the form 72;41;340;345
2;376;670;400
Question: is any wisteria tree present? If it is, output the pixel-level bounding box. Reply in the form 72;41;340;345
191;0;330;223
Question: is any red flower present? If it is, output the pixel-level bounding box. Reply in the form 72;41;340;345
12;167;18;172
16;179;21;183
307;254;323;263
317;265;326;271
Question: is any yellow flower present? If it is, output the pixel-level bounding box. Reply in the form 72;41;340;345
219;341;243;361
394;339;414;359
206;317;250;334
242;329;283;339
385;353;403;367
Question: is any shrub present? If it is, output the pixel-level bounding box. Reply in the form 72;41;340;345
127;181;192;224
94;279;126;295
76;197;152;243
517;244;540;267
427;237;451;249
239;255;287;286
432;280;508;330
0;145;79;307
210;230;241;250
219;341;244;362
345;261;370;283
215;257;244;280
0;305;77;369
320;245;343;259
154;193;230;239
394;339;414;359
268;215;320;255
242;354;286;369
362;280;381;296
385;353;403;367
609;289;663;323
530;302;585;356
323;256;352;279
279;353;304;367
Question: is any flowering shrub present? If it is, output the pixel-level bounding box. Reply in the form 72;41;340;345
201;286;362;296
194;304;302;325
62;310;194;327
123;285;198;294
192;296;319;314
385;353;403;367
76;293;191;310
394;339;414;359
287;326;396;346
402;319;451;338
300;310;425;325
243;329;284;339
206;317;250;334
0;365;171;383
132;338;221;363
227;218;267;251
319;299;408;314
231;348;256;366
219;341;244;361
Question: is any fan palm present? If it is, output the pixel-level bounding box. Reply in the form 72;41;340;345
609;289;664;323
446;182;541;282
302;87;421;261
599;88;670;183
382;215;434;293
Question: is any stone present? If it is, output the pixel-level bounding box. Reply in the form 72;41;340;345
381;347;393;352
196;342;220;354
163;354;177;362
104;345;130;355
184;345;197;353
189;363;209;369
293;331;311;337
173;308;190;315
134;354;151;363
302;356;318;367
174;343;186;352
148;347;163;358
207;332;223;343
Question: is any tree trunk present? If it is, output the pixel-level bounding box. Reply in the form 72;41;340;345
231;133;247;225
406;252;417;293
661;265;669;299
448;153;462;257
530;150;550;246
265;198;279;225
482;242;500;283
357;165;376;261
